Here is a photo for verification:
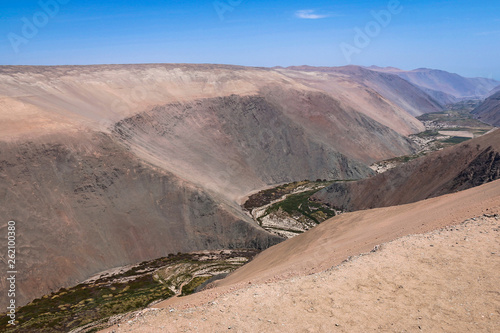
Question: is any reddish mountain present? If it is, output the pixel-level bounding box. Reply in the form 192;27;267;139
313;129;500;211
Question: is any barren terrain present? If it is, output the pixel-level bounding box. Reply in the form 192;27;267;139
0;64;426;306
313;129;500;211
0;131;282;307
278;66;431;135
100;180;500;332
1;64;498;323
473;90;500;126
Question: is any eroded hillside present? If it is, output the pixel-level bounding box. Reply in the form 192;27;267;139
473;90;500;126
313;129;500;211
112;90;417;200
0;131;282;307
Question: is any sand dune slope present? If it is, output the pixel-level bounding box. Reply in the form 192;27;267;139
101;181;500;332
212;178;500;290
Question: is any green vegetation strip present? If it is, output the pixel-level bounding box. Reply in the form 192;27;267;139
263;188;337;224
416;108;492;130
244;180;310;210
0;251;258;333
0;275;174;333
181;276;213;296
441;136;471;144
244;180;336;211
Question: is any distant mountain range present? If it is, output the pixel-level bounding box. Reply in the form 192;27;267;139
368;66;500;104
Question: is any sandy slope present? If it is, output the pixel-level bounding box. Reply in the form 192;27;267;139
0;64;425;148
209;179;500;291
0;64;311;140
277;66;429;135
489;85;500;97
100;183;500;332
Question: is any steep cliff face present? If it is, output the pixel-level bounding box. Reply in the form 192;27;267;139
112;90;419;201
313;130;500;211
0;131;282;306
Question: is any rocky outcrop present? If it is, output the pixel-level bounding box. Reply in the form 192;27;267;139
445;146;500;192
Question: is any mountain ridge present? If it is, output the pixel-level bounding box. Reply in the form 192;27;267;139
312;129;500;212
473;90;500;126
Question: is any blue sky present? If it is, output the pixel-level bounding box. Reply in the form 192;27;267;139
1;0;499;79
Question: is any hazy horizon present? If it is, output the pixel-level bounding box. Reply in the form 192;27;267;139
1;0;499;80
0;62;497;82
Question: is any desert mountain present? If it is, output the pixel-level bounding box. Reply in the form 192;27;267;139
312;129;500;211
0;64;423;306
286;65;443;115
0;131;283;307
489;84;500;96
1;63;497;310
472;90;500;126
278;65;436;135
113;89;418;201
370;66;500;104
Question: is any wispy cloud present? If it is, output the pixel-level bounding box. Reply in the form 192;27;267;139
295;9;330;20
476;30;500;36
